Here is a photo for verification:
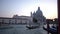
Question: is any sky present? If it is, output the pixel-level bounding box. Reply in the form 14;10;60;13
0;0;57;19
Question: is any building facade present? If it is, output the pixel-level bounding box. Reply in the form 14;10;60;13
0;7;46;25
31;7;46;25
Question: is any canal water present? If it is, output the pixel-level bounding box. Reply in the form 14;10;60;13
0;25;47;34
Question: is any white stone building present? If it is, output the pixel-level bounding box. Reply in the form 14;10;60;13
0;7;46;25
0;16;32;24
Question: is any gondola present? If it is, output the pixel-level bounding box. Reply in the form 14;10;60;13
26;25;39;29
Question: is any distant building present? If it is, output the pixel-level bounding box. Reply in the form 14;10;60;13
0;7;46;25
46;18;58;24
46;19;53;24
0;17;32;24
13;15;32;24
31;7;46;25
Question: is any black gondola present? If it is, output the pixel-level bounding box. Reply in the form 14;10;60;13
26;25;39;29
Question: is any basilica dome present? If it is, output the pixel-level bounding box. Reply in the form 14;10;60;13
32;7;46;23
36;7;43;17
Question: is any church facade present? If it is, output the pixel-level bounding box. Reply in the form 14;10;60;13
31;7;46;25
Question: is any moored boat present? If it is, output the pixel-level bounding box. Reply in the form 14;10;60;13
26;25;39;29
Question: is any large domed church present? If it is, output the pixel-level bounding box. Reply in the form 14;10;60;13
31;7;46;25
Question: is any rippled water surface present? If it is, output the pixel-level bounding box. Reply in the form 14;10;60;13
0;25;47;34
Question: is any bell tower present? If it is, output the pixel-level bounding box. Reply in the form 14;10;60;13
31;12;32;17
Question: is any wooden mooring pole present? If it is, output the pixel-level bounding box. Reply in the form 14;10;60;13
47;20;49;34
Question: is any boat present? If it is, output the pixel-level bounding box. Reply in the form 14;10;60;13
43;25;58;34
26;22;40;29
26;25;39;29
